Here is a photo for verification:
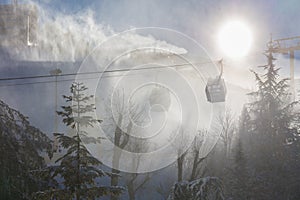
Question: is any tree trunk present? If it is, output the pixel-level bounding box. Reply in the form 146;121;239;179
76;84;81;200
127;180;135;200
177;154;184;182
111;115;132;200
111;116;122;200
190;151;199;181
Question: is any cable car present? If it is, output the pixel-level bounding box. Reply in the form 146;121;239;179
205;59;227;103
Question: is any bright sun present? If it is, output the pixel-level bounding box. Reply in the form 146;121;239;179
218;20;253;58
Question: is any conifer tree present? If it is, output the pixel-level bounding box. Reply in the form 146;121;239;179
248;41;299;135
242;42;300;199
35;82;124;200
0;99;53;200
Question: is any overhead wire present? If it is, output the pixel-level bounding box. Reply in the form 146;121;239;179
0;60;217;87
0;51;265;88
0;60;216;81
0;74;140;87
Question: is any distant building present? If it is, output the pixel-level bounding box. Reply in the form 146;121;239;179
0;2;37;47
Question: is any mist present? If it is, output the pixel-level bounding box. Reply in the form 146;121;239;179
1;1;300;200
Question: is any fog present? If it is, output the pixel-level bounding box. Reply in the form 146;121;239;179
1;1;300;199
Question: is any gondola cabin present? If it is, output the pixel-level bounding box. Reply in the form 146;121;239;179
205;77;226;103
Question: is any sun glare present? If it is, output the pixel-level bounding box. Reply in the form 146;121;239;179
218;20;253;58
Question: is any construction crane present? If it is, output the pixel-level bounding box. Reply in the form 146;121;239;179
269;36;300;100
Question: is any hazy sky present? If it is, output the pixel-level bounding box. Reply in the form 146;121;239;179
29;0;300;79
33;0;300;99
1;0;298;48
1;0;298;75
28;0;299;52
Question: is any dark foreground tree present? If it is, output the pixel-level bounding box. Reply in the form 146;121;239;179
0;100;53;200
35;82;124;199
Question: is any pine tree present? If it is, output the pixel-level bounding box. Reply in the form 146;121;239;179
35;82;124;200
247;42;298;137
0;99;53;200
243;42;300;199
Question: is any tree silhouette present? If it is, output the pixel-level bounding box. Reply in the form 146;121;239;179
241;42;300;199
35;82;124;200
0;99;52;200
